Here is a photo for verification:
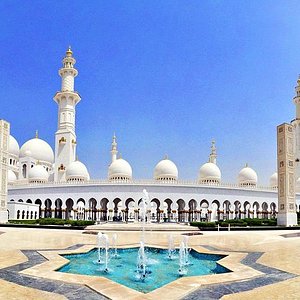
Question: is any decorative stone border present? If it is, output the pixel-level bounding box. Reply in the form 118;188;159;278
18;244;263;299
0;243;296;300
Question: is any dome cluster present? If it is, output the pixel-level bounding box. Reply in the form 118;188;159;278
6;133;278;188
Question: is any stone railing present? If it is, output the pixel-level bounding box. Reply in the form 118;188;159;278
9;178;277;192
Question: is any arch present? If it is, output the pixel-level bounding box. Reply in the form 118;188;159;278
88;198;97;221
112;198;122;221
253;201;260;218
176;199;186;222
125;198;135;222
77;198;85;206
22;210;25;219
17;210;20;219
44;199;52;218
18;199;23;202
244;201;251;218
35;199;42;218
26;199;32;204
211;200;220;221
200;199;209;221
234;200;241;219
10;199;14;202
164;198;172;222
77;199;85;220
55;199;63;219
151;198;161;222
99;198;109;221
188;199;197;222
223;200;231;220
66;198;74;219
270;202;277;218
262;202;268;218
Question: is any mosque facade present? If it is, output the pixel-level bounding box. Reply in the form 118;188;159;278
6;48;300;222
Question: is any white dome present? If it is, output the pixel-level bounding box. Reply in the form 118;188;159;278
270;172;278;188
20;137;54;163
28;165;49;182
66;160;90;181
108;158;132;180
154;158;178;181
9;135;20;157
8;170;17;184
238;165;258;186
199;162;221;183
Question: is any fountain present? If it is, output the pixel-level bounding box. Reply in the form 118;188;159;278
178;235;190;275
136;241;147;280
111;233;118;258
178;241;187;275
66;190;229;292
97;232;102;263
135;189;149;280
183;235;190;265
96;233;110;272
168;234;175;259
140;189;149;243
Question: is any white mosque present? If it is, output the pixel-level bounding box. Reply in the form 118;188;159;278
6;48;300;222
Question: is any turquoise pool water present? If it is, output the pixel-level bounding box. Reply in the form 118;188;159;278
58;247;230;293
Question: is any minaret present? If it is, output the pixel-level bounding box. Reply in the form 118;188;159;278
111;133;118;163
53;47;81;182
291;76;300;179
209;140;217;164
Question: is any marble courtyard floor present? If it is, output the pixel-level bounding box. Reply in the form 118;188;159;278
0;226;299;299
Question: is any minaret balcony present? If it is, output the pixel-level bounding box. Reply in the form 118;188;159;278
72;139;77;145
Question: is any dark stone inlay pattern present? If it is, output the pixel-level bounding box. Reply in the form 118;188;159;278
0;243;298;300
0;244;108;300
182;245;297;300
281;232;300;238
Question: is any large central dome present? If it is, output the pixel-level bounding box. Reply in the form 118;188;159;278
20;137;54;163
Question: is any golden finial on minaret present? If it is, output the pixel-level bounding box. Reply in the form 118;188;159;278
245;163;249;168
35;130;38;138
66;45;73;57
164;154;169;160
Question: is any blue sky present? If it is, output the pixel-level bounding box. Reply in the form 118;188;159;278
0;0;299;184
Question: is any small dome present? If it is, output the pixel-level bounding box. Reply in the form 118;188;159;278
66;160;90;182
9;135;20;157
20;137;54;163
238;165;257;186
270;172;278;188
108;158;132;180
8;170;17;184
199;162;221;184
28;165;48;183
154;158;178;181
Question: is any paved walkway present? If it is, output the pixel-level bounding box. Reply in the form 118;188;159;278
0;226;299;299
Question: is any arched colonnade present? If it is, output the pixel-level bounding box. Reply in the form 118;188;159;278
9;197;278;222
